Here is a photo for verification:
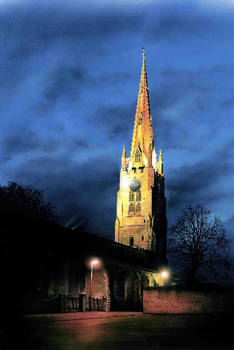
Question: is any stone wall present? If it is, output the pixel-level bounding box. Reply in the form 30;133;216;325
143;288;234;314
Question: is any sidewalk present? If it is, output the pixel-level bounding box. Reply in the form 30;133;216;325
20;311;143;323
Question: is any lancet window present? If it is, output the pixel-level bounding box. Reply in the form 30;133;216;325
135;148;141;162
139;112;143;125
128;202;135;215
136;191;141;202
128;190;141;216
129;191;135;202
136;202;141;215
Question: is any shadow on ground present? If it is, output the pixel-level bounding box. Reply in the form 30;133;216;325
1;313;234;350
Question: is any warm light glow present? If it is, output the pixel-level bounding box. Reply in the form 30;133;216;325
85;257;102;270
161;270;169;279
120;175;129;189
90;259;99;267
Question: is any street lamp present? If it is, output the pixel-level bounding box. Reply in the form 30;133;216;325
89;258;99;311
161;270;169;287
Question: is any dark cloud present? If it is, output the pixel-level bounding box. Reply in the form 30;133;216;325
167;140;234;223
150;14;209;41
220;91;234;108
36;65;85;112
2;131;38;155
44;66;84;102
146;2;234;42
0;2;143;59
91;103;135;141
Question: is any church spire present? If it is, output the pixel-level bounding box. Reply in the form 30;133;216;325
158;149;163;175
130;49;154;167
115;50;167;258
121;145;127;170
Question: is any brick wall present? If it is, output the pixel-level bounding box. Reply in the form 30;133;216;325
143;289;234;314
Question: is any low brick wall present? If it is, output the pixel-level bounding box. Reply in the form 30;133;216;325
143;289;234;314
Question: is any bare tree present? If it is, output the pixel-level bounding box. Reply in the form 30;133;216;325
169;205;231;286
0;181;56;222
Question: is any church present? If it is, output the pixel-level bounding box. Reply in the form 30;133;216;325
3;51;168;314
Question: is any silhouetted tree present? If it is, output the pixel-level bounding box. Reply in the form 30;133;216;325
0;181;56;221
169;205;231;286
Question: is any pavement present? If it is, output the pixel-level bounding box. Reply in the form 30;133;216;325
20;311;142;322
2;312;234;350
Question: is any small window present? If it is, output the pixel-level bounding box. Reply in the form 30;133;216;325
129;203;135;215
130;237;134;247
139;112;143;125
129;191;134;202
142;236;144;241
136;191;141;202
135;149;141;162
136;202;141;214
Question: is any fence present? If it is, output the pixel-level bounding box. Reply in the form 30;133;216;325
62;295;107;312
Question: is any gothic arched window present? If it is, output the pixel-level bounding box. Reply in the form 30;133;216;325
136;191;141;202
139;112;143;125
136;202;141;215
129;191;134;202
129;237;134;247
135;148;141;162
128;202;135;215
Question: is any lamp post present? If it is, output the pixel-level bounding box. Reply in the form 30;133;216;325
161;270;169;287
89;259;99;311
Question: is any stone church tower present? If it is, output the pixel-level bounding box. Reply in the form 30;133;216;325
115;50;167;259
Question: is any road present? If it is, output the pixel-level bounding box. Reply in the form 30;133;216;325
2;312;234;350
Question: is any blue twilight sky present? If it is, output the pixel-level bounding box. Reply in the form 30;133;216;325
0;0;233;246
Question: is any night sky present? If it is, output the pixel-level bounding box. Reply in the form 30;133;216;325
0;0;233;248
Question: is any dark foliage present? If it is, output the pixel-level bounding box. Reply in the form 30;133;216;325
0;181;56;222
168;204;232;286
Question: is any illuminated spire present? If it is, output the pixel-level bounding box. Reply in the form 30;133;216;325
130;48;154;167
158;149;163;175
121;145;127;170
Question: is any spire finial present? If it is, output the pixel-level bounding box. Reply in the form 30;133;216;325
142;48;146;70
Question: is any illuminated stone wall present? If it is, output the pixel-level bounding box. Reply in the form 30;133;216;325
143;289;234;314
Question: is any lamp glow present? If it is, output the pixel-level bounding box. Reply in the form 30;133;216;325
161;270;169;287
90;259;99;267
161;270;168;279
